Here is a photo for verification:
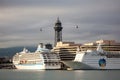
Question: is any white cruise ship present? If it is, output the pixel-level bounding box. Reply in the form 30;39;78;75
12;43;61;70
63;44;120;70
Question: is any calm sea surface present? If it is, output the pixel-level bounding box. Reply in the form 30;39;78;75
0;69;120;80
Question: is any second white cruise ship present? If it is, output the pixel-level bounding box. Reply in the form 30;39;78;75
63;44;120;70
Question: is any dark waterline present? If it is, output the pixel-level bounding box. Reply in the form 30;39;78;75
0;69;120;80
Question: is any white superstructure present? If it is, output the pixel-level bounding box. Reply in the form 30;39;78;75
63;44;120;70
13;43;61;70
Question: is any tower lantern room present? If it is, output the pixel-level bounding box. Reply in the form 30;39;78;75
54;18;63;46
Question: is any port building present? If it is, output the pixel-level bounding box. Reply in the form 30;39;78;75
82;39;120;52
52;40;120;61
52;41;81;60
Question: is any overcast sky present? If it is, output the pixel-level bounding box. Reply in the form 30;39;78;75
0;0;120;48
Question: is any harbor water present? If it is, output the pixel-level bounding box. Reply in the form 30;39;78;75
0;69;120;80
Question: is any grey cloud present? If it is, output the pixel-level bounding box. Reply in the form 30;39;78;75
0;0;120;48
1;0;78;7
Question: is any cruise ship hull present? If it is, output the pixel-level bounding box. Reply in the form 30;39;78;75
63;61;96;70
14;64;45;69
14;64;61;70
63;60;120;70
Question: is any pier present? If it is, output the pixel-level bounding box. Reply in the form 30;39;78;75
0;63;16;69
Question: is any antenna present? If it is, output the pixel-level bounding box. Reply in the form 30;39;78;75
76;25;78;28
40;28;42;32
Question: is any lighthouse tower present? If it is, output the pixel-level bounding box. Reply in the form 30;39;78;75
54;18;63;46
